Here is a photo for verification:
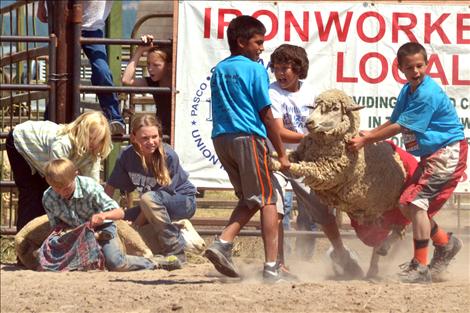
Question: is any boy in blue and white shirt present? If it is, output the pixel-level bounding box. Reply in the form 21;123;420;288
349;42;467;283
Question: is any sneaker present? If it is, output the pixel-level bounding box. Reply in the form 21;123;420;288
429;233;462;280
278;262;300;281
398;258;432;283
263;263;283;283
203;237;239;277
263;262;299;283
151;254;182;271
327;246;364;279
110;120;126;136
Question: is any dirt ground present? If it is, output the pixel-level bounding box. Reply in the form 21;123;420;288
1;212;469;313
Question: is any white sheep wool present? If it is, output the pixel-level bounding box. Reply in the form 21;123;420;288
272;89;407;224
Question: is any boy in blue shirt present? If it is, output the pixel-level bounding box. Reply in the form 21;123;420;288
349;42;467;283
204;15;290;282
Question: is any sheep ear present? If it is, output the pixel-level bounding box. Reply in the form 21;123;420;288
345;105;365;112
305;105;315;110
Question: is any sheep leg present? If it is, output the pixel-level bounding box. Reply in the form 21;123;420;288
172;219;206;254
269;158;281;171
366;227;404;278
375;227;404;256
366;248;381;278
270;149;294;160
115;220;153;258
269;159;306;176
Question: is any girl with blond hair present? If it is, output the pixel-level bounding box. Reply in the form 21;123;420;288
105;114;198;264
6;110;112;232
105;114;198;265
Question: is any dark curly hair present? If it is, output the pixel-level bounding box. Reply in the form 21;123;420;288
269;44;309;79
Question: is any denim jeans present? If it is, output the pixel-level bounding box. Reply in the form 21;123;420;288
282;190;293;230
96;222;155;271
140;190;196;255
81;29;124;123
295;202;317;259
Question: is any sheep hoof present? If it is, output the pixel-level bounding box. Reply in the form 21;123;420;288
366;264;379;279
327;246;364;279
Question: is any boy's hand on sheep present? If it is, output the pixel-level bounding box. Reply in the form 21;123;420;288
277;154;291;171
348;135;367;151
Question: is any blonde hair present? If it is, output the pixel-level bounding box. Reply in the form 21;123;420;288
131;114;171;186
59;110;112;161
44;158;77;187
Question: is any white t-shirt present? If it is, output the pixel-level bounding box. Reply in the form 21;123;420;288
269;81;316;150
81;0;113;31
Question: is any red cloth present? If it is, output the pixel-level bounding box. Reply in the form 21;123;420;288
350;141;418;247
351;140;467;247
37;222;105;271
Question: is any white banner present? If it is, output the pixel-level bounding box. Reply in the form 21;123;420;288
175;1;470;192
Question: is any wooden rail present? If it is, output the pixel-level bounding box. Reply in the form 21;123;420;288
0;91;48;109
1;187;468;236
191;217;262;230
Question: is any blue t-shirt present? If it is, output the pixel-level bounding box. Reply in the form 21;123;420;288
107;144;196;196
211;55;271;139
390;75;464;157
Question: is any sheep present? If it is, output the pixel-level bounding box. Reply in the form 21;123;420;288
15;215;153;270
271;89;418;278
15;215;52;269
16;215;205;270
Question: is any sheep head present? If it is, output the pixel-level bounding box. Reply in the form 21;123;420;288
306;89;363;141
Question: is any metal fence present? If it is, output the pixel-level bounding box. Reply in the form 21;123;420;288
1;1;468;238
0;0;174;234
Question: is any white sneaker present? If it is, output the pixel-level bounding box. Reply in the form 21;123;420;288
173;219;206;254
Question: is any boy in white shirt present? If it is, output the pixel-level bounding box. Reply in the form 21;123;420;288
269;44;363;278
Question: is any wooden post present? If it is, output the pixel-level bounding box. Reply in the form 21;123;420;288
16;5;25;86
106;2;122;86
71;1;82;119
104;2;123;182
50;0;74;123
